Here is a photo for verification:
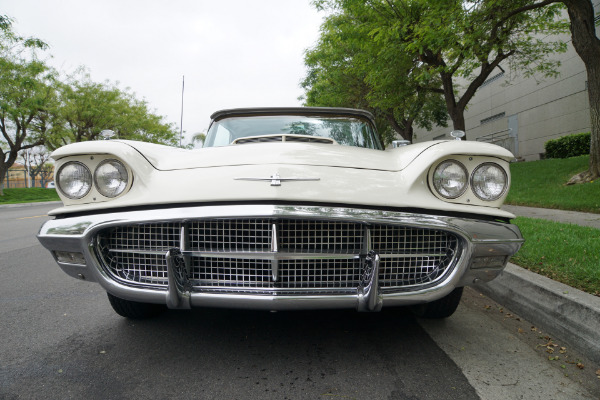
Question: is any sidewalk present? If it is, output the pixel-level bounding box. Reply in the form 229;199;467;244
502;204;600;229
479;205;600;365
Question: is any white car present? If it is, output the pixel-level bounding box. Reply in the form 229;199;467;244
37;107;523;319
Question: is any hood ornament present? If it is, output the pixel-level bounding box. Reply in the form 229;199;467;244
235;173;320;187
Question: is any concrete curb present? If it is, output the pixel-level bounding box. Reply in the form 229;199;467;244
0;201;61;209
477;263;600;365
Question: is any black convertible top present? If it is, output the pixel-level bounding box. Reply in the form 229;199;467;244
210;107;377;126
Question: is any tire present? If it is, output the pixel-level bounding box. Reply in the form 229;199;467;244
107;292;166;319
410;287;463;319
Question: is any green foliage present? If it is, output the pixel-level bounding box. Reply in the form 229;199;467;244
302;5;447;143
47;70;178;149
544;132;591;159
0;14;49;56
506;155;600;213
302;8;448;144
511;217;600;296
312;0;568;134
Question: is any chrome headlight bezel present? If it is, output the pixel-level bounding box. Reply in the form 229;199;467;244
56;161;93;199
93;159;129;198
470;162;508;201
432;159;469;199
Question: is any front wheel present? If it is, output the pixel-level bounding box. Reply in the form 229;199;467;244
107;293;166;319
410;287;463;319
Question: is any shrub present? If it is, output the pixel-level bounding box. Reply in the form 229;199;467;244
544;132;591;159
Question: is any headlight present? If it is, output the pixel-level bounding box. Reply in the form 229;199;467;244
471;163;508;201
432;160;468;199
57;162;92;199
94;159;129;198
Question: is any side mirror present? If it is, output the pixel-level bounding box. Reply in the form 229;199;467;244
391;140;411;148
450;130;465;141
100;130;116;140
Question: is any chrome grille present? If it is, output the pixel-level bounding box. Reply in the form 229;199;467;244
278;259;361;289
189;219;272;252
278;220;363;253
370;226;458;290
95;218;461;294
191;257;273;288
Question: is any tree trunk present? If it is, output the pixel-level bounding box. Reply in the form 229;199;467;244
0;164;8;196
586;62;600;178
448;109;466;132
384;113;414;142
439;72;467;139
563;0;600;181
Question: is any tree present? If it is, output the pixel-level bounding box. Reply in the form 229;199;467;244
302;10;447;144
316;0;567;138
0;16;56;195
191;132;206;147
555;0;600;182
46;70;179;149
20;146;53;188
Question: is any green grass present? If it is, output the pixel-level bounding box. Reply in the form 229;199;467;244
506;155;600;214
0;188;60;204
510;217;600;296
506;155;600;295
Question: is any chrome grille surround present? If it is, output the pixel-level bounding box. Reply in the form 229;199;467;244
95;218;461;295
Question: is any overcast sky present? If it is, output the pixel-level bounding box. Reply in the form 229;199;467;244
3;0;325;145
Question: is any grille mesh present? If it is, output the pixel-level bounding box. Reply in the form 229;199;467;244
189;219;272;252
370;226;457;288
95;218;460;293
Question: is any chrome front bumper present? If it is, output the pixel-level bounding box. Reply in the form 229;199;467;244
37;204;523;311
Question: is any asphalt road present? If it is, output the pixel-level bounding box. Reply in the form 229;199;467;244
1;204;598;399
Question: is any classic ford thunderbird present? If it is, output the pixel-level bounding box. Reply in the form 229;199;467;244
38;107;523;319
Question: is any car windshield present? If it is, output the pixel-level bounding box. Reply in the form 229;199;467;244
204;115;381;149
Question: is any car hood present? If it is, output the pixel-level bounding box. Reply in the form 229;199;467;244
138;142;417;171
52;139;513;172
52;140;426;171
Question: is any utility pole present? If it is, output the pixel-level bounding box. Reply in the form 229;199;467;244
180;75;185;147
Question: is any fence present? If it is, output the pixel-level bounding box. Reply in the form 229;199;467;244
2;169;53;189
476;128;518;156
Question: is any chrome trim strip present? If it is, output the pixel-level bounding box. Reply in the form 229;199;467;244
104;249;447;259
271;223;279;281
235;173;320;187
39;205;522;240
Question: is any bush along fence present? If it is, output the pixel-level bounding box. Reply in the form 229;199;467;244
544;132;591;159
2;169;53;189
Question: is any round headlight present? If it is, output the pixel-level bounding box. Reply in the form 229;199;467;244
432;160;468;199
471;163;508;201
57;162;92;199
94;159;129;198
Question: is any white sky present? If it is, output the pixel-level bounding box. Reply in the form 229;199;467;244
2;0;325;145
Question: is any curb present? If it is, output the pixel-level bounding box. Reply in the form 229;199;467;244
0;201;61;209
477;263;600;365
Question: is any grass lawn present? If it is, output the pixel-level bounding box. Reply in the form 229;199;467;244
505;155;600;296
511;217;600;297
0;188;60;204
506;155;600;214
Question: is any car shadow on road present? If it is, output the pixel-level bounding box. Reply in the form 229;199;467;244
3;306;479;400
